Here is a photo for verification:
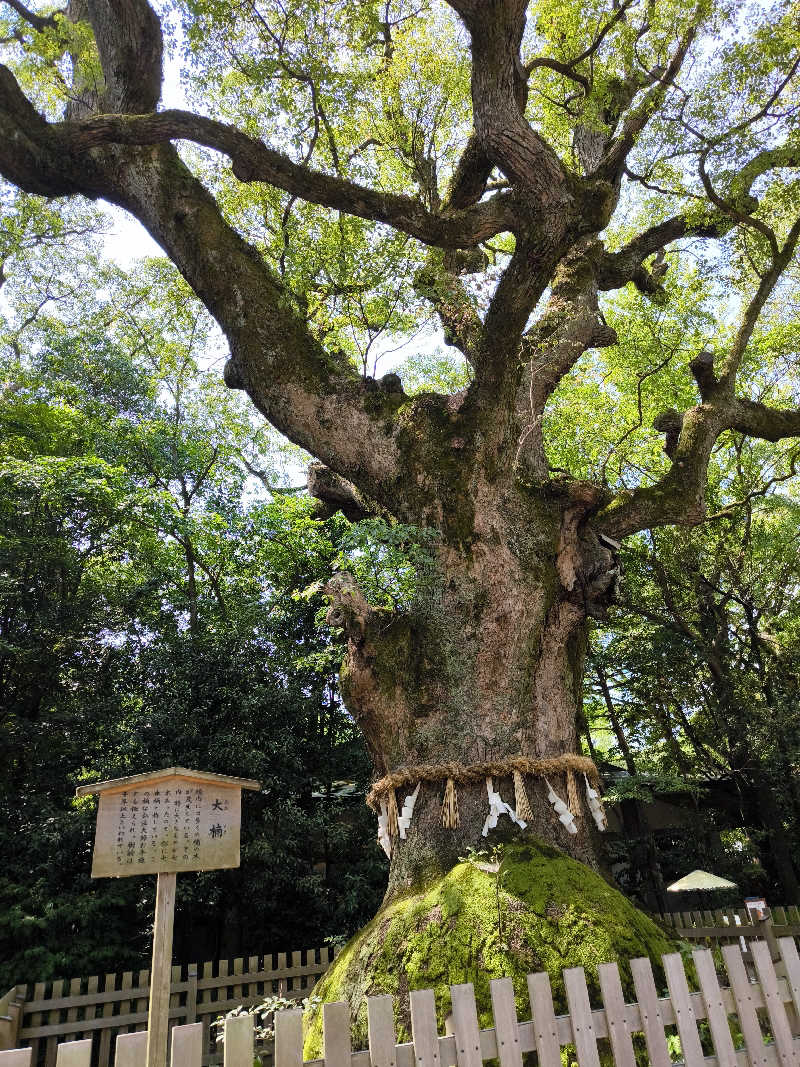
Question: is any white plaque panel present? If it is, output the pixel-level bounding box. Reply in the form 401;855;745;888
90;776;242;877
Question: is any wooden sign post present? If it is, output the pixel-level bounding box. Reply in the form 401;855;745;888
76;768;260;1067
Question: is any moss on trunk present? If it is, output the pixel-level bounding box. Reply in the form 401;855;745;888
303;839;675;1056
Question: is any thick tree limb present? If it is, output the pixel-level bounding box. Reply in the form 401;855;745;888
445;134;495;211
413;251;482;363
307;462;385;522
0;65;103;196
105;145;416;507
53;109;517;248
85;0;162;113
515;240;617;479
729;400;800;442
447;0;572;211
601;393;800;538
596;212;729;295
599;402;726;538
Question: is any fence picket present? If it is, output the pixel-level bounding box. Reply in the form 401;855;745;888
98;973;116;1067
274;1009;303;1067
44;979;64;1067
526;971;561;1067
223;1013;253;1067
750;940;798;1067
290;955;302;998
117;974;133;1037
323;1003;351;1067
200;959;213;1059
172;1022;203;1067
232;960;244;1006
114;1031;146;1067
692;948;737;1067
54;1038;91;1067
779;938;800;1014
597;963;635;1067
83;976;98;1044
629;957;671;1067
663;952;704;1067
489;978;522;1067
367;995;396;1067
29;982;45;1067
563;968;600;1067
247;957;258;1013
169;965;182;1038
722;944;769;1067
410;989;440;1067
0;1052;31;1067
450;984;481;1067
134;972;148;1034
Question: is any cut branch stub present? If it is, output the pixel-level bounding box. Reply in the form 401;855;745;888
689;349;718;400
307;462;382;522
653;409;685;458
324;573;374;642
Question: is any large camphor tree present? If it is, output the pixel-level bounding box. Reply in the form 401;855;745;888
2;0;799;1032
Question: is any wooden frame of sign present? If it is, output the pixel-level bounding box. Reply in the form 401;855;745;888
77;768;260;1067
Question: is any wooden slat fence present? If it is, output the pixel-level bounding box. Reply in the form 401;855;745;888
661;907;800;960
3;938;800;1067
0;948;337;1067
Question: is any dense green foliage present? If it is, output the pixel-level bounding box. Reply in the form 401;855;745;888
585;491;800;903
0;234;386;985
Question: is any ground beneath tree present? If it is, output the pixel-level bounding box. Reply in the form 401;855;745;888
304;839;675;1055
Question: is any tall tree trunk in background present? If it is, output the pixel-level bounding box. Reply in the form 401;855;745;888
594;658;637;775
750;767;800;900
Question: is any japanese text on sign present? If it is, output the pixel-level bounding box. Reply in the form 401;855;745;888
91;779;241;877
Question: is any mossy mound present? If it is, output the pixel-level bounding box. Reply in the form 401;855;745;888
304;839;675;1057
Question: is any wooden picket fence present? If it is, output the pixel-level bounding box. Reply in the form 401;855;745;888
3;937;800;1067
662;906;800;942
0;948;338;1067
661;907;800;964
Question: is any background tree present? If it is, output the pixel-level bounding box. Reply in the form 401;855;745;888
0;249;385;985
1;0;799;1028
585;475;800;903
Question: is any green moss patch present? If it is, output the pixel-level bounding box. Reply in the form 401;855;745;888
303;839;675;1057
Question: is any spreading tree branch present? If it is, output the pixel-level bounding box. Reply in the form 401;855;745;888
2;0;61;31
53;108;517;249
595;19;699;182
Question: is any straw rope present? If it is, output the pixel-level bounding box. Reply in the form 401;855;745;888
366;754;600;812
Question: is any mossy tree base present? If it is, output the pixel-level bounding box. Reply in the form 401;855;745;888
304;840;676;1057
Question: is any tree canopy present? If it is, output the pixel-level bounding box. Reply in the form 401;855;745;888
1;0;800;979
0;0;797;537
0;250;389;985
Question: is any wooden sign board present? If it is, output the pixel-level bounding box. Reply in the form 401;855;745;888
76;768;260;878
77;768;259;1067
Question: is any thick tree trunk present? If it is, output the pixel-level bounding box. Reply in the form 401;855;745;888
326;481;619;896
